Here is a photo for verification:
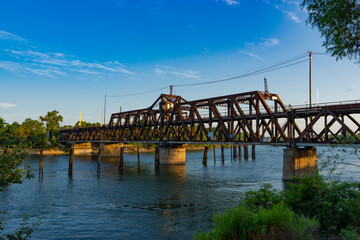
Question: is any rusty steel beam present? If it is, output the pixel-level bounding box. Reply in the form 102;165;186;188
59;91;360;145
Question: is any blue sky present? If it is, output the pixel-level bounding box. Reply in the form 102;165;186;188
1;0;360;125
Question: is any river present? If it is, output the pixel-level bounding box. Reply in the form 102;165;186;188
1;145;359;239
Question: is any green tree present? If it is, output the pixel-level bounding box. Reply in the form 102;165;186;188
302;0;360;61
40;110;63;146
0;118;9;148
74;121;101;127
17;119;47;148
6;122;21;146
0;149;40;239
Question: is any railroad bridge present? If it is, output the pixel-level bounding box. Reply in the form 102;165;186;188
59;91;360;180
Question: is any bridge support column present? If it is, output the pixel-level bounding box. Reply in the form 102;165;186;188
252;145;256;159
119;147;124;171
233;146;237;158
39;149;44;178
74;142;92;156
213;146;216;163
68;147;74;177
159;146;186;165
97;147;102;175
238;146;242;159
155;147;160;168
221;146;225;163
101;143;124;157
244;145;249;160
203;146;209;165
283;147;317;181
137;147;140;170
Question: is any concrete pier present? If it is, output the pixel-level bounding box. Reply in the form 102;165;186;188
74;142;92;156
159;146;186;165
100;143;124;157
283;147;317;181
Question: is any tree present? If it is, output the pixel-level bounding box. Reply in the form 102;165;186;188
17;119;47;148
40;110;63;146
74;121;101;127
0;118;9;148
301;0;360;61
0;149;40;239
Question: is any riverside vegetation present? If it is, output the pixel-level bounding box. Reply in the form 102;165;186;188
0;148;41;239
194;148;360;240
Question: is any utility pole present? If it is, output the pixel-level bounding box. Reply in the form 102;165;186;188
309;51;312;108
104;94;107;126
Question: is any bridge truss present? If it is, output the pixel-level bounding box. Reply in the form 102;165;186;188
59;91;360;146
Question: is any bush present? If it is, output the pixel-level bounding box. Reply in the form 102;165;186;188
285;175;360;234
194;175;360;239
193;202;319;240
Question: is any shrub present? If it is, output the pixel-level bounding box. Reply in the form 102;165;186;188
285;175;360;234
193;202;319;240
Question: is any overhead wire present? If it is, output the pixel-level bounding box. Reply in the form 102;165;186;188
106;52;309;97
106;86;169;97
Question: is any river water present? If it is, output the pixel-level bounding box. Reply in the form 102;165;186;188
1;145;359;239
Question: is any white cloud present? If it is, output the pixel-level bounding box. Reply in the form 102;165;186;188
287;11;301;23
262;38;280;46
3;48;134;77
221;0;240;5
0;30;26;42
263;0;303;24
155;65;201;79
281;0;300;6
239;51;264;61
0;102;16;109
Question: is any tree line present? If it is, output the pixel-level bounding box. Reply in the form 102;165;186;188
0;110;100;149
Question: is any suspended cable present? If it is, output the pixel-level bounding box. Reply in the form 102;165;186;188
107;86;169;97
106;52;309;97
174;56;308;87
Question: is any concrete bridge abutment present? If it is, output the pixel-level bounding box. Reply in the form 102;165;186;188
282;147;318;181
73;142;92;156
100;143;124;157
159;145;186;165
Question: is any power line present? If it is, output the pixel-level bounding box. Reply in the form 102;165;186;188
107;86;169;97
106;52;309;97
174;55;308;87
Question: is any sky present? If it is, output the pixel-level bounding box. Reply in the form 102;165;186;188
1;0;360;125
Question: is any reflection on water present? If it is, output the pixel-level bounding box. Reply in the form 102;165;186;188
1;146;359;239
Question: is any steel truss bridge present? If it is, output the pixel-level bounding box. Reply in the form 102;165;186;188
59;91;360;147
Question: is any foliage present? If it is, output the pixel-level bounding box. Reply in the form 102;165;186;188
195;175;360;239
17;119;47;149
286;175;360;234
74;121;101;127
339;226;360;240
193;202;319;240
0;149;40;239
40;110;63;146
0;149;33;189
301;0;360;61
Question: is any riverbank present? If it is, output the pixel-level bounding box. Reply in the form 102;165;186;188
2;144;220;155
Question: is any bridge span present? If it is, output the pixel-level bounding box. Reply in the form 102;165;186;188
59;91;360;180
